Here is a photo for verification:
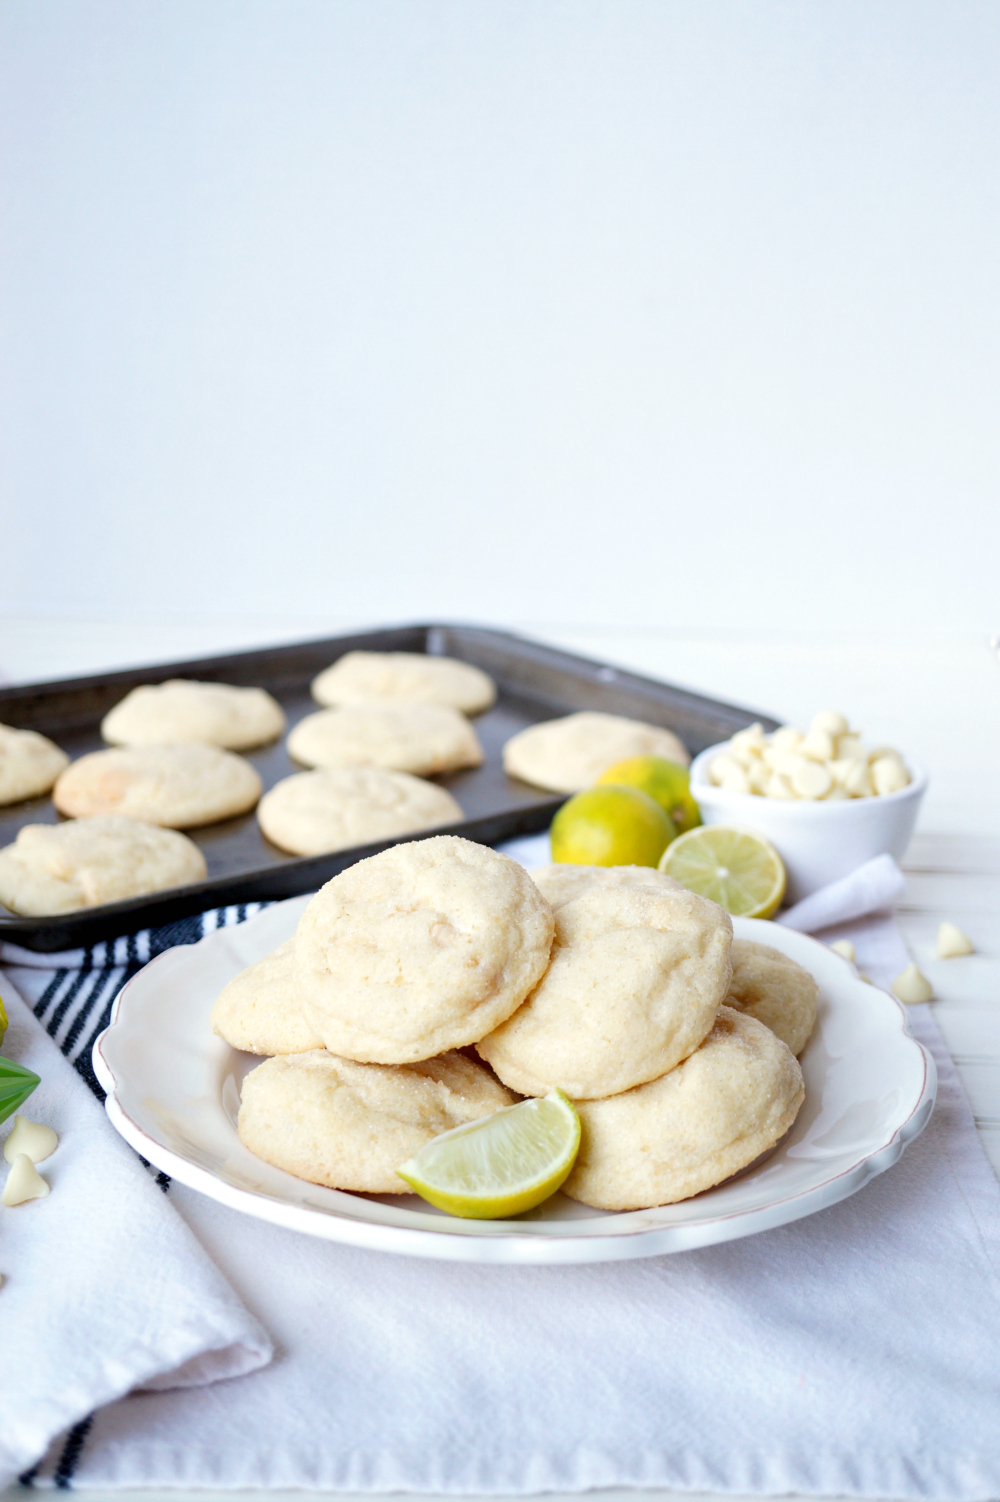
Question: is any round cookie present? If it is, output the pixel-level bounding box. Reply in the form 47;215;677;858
530;862;685;911
294;835;555;1063
725;938;819;1056
503;711;690;793
53;744;262;828
237;1049;517;1193
563;1007;805;1210
287;703;483;777
311;651;496;715
0;816;207;916
0;723;69;807
476;882;732;1099
258;768;463;857
211;940;324;1056
102;679;285;749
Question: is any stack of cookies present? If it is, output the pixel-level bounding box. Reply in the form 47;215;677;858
217;834;815;1212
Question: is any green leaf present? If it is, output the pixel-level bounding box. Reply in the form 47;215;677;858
0;1057;40;1125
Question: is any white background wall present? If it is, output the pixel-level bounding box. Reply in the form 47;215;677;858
1;0;998;636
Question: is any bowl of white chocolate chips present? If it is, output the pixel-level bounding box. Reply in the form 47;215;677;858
689;711;926;903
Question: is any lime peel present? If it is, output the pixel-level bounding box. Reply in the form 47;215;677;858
397;1088;581;1219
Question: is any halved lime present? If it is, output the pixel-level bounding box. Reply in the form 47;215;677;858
397;1089;581;1219
659;824;786;918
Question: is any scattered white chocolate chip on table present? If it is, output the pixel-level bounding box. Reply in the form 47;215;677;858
2;1152;49;1206
4;1116;58;1165
707;711;912;802
829;940;856;962
937;921;975;958
892;963;934;1005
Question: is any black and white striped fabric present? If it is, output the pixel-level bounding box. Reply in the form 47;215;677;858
0;903;271;1102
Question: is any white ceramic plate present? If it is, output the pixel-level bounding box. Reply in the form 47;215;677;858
93;897;936;1264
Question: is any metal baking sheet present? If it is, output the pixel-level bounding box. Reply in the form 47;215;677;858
0;623;778;951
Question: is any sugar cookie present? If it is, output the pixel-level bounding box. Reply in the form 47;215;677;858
503;711;689;793
724;938;819;1056
0;816;207;915
102;679;285;750
295;835;555;1063
563;1007;804;1209
53;744;262;827
211;940;324;1055
530;862;685;911
258;768;463;857
287;703;483;777
238;1049;516;1193
477;882;731;1099
312;651;496;715
0;723;69;807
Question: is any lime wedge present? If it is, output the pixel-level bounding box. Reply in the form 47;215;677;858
659;824;786;919
398;1089;581;1219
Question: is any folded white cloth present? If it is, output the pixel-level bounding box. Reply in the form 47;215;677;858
13;842;1000;1498
0;978;273;1490
778;852;907;932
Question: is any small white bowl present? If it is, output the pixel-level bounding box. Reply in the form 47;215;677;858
689;743;927;904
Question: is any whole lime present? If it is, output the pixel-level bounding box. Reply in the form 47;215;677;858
596;756;701;836
550;785;676;867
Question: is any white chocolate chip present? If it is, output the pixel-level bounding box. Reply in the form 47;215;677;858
843;759;874;798
829;939;856;962
2;1153;50;1206
892;963;934;1004
791;760;833;800
730;724;767;760
822;785;851;800
771;726;803;752
871;756;910;795
937;921;974;958
747;760;770;795
771;749;809;779
799;728;835;763
709;755;751;793
867;745;903;766
4;1117;58;1166
835;734;866;761
810;710;850;738
764;773;796;799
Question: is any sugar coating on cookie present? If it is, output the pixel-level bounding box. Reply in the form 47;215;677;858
477;882;732;1099
294;835;555;1063
287;703;483;777
502;711;690;793
0;815;207;915
258;767;463;857
237;1048;517;1193
724;938;819;1057
53;744;262;828
530;862;686;911
0;723;69;807
102;679;285;750
211;940;324;1055
311;651;496;715
563;1007;805;1210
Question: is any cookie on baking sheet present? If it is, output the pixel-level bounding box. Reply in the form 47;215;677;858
563;1007;804;1210
211;939;324;1056
294;835;555;1064
311;651;496;716
287;702;483;777
724;938;819;1057
102;679;285;750
53;744;262;828
0;816;207;916
477;882;731;1099
502;712;690;793
258;767;463;857
0;723;69;807
530;862;685;912
237;1049;517;1193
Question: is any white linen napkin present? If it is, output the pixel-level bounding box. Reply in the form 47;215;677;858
0;977;273;1491
16;843;1000;1498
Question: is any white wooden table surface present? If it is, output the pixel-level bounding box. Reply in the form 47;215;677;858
2;617;998;1502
